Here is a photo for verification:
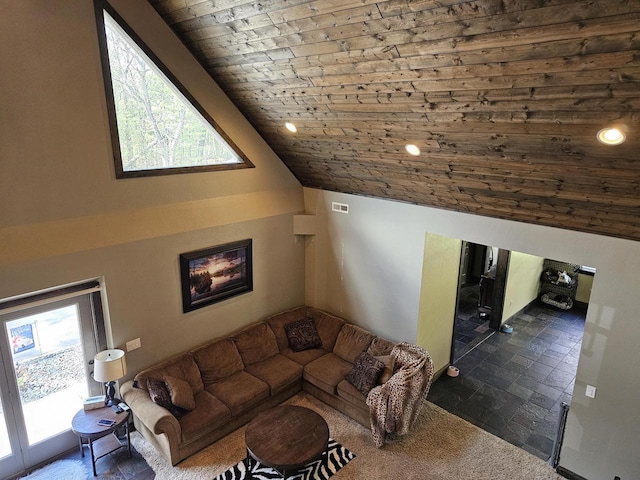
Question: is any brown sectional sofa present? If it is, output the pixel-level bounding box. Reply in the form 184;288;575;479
121;306;430;465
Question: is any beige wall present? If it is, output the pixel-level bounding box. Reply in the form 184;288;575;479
417;234;462;373
502;252;545;323
576;273;594;303
0;0;305;378
304;187;640;480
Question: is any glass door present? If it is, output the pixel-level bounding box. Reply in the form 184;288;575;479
0;294;101;478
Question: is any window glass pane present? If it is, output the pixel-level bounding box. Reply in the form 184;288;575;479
104;13;243;173
6;305;88;445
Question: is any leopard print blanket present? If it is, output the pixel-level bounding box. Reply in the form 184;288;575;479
366;342;434;447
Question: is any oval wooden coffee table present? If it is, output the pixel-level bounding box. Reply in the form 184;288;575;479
245;405;329;479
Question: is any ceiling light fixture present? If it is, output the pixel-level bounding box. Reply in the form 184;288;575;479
285;122;297;133
405;144;421;156
596;127;626;146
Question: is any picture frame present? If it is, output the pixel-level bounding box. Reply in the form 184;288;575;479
180;239;253;313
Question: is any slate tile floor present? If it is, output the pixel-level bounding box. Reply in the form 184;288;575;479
453;284;493;362
428;299;587;460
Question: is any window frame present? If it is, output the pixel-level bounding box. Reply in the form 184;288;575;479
94;1;254;179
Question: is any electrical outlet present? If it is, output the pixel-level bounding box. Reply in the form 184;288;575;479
126;337;141;352
585;384;596;398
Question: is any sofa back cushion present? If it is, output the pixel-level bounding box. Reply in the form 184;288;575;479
333;324;375;364
232;322;279;366
134;352;204;395
308;308;345;351
192;337;244;385
265;306;308;351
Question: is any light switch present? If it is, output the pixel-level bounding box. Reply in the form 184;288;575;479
585;384;596;398
126;337;141;352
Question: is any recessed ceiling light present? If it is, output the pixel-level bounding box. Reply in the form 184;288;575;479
405;144;421;156
285;122;297;133
597;127;626;145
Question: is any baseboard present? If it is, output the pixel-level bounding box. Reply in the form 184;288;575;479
501;297;538;327
556;465;589;480
433;363;450;381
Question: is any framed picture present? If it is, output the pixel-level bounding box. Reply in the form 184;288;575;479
180;239;253;313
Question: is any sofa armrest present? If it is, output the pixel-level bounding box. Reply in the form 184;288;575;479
121;380;181;439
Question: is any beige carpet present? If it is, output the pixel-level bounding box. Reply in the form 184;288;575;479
131;392;563;480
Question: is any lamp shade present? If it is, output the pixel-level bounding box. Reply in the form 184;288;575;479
93;349;127;383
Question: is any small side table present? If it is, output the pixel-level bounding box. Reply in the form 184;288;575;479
71;406;131;476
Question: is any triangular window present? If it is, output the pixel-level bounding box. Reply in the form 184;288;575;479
98;8;252;178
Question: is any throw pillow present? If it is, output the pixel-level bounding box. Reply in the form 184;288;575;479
164;375;196;410
284;317;322;352
146;377;173;410
375;355;395;384
346;352;385;396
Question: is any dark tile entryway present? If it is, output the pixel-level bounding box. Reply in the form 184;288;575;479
453;284;492;362
428;300;587;460
52;441;154;480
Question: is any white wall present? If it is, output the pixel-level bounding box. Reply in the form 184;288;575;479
304;187;640;480
0;0;305;378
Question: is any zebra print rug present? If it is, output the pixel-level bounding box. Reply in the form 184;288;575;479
213;438;354;480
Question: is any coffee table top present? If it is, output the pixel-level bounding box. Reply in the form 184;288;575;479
245;405;329;471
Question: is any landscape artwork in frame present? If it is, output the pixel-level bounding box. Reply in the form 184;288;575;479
180;239;253;313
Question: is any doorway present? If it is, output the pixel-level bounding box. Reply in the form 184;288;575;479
452;242;502;363
0;287;104;479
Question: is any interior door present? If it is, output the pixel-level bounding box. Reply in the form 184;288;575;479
0;294;101;478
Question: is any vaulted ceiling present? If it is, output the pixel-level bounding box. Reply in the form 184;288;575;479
149;0;640;242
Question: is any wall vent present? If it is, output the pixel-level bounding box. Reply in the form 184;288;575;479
331;202;349;214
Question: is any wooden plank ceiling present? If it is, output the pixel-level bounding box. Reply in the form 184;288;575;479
149;0;640;241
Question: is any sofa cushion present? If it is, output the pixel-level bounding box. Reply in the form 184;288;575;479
308;308;345;351
232;322;279;366
368;337;396;356
304;353;353;395
205;371;269;416
375;355;396;384
337;379;366;408
179;391;231;443
192;338;244;385
266;306;308;351
280;347;327;366
135;352;204;395
333;324;375;364
244;354;303;395
164;375;196;411
285;317;322;352
346;352;384;396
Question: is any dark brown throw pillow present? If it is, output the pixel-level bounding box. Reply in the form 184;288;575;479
346;352;385;396
284;317;322;352
146;377;172;410
146;378;187;418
